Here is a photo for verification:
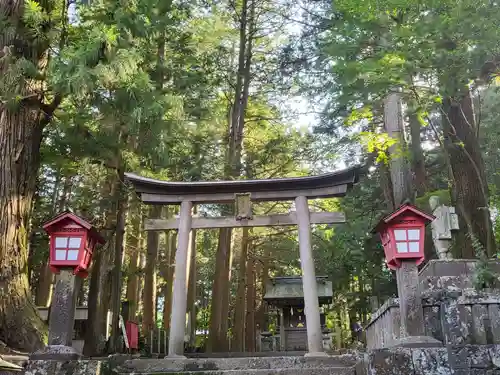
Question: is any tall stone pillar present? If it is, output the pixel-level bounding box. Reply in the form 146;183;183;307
31;268;82;360
396;261;425;336
394;260;440;347
168;200;193;357
295;195;326;356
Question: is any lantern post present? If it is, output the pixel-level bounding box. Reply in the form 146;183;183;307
374;203;442;347
31;211;105;360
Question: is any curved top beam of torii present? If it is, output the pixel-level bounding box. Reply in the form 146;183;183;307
124;165;360;205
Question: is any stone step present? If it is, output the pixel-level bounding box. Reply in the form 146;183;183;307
117;356;358;374
116;367;355;375
185;351;308;358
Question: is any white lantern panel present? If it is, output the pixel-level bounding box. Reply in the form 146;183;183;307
67;250;79;261
55;250;67;260
55;237;68;248
407;229;420;241
396;242;408;253
68;237;82;249
409;242;420;253
394;229;407;241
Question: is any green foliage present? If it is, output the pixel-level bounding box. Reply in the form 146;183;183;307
469;232;498;290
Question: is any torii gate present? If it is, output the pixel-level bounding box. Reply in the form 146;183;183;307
125;166;359;357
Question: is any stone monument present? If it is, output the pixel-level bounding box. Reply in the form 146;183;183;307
429;196;459;260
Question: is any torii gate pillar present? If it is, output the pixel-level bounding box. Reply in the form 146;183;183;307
168;200;193;357
295;196;327;356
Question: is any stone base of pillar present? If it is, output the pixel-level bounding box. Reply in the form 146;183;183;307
30;345;82;360
389;335;442;348
304;351;329;358
167;354;187;359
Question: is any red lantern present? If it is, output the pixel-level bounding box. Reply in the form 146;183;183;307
43;211;105;278
374;203;435;270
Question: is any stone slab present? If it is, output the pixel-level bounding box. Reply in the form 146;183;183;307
24;360;105;375
419;260;470;279
29;345;82;361
117;355;358;373
389;336;442;348
121;369;356;375
366;348;414;375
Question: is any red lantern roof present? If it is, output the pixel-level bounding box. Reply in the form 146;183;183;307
373;203;435;233
43;211;105;244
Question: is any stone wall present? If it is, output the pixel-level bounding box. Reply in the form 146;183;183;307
357;345;500;375
365;260;500;350
366;290;500;350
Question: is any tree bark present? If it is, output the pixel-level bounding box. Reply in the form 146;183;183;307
0;106;47;348
208;0;256;353
109;165;127;352
219;230;234;352
384;92;413;205
142;205;162;335
245;251;256;352
409;112;427;197
84;174;117;356
442;88;495;258
208;228;232;352
379;161;395;211
0;65;49;351
125;195;142;321
35;173;73;307
233;228;249;352
256;247;270;332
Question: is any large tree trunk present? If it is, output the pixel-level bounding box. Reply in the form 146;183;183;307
384;93;413;206
125;195;142;321
245;251;256;352
35;173;73;307
33;171;60;305
0;62;49;352
379;158;395;211
84;175;118;356
233;228;249;352
409;112;427;197
219;231;234;352
256;246;270;332
109;166;127;352
0;106;47;349
442;88;495;258
208;228;232;352
142;205;162;335
0;0;64;347
208;0;255;353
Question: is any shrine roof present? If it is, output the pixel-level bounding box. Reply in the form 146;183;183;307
125;166;360;204
373;203;435;233
42;210;106;244
264;276;333;306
